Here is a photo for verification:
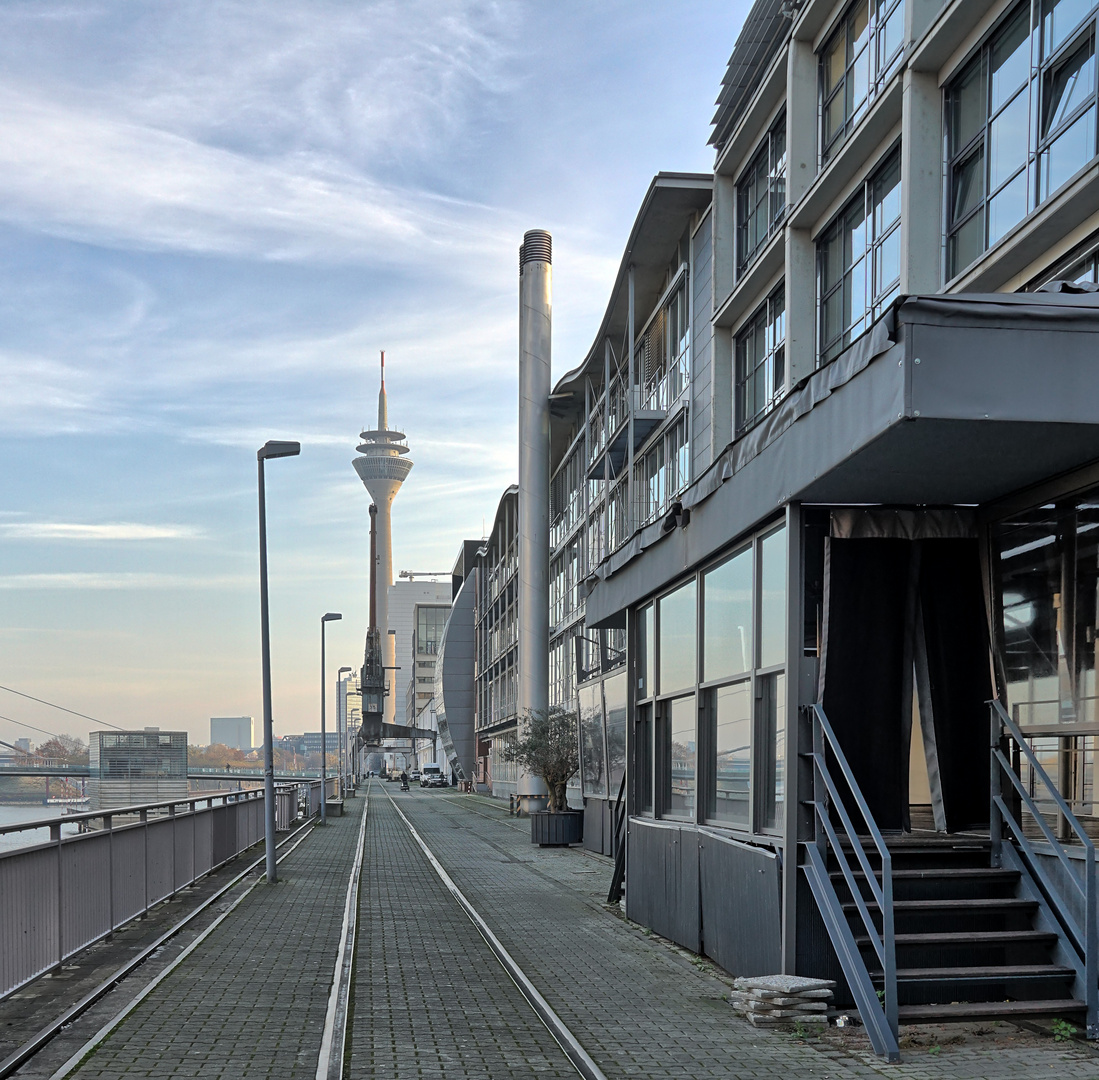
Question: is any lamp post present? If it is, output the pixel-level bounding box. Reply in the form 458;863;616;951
320;613;342;824
337;665;352;796
258;439;300;884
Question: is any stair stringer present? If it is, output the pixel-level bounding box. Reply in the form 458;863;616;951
1001;842;1088;1005
802;844;900;1061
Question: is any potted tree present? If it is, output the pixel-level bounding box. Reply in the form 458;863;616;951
504;706;584;846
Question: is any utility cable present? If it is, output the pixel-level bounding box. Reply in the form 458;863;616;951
0;712;65;741
0;683;124;730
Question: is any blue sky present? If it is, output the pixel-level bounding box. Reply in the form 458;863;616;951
0;0;749;745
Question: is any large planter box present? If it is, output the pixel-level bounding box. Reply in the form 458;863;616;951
531;810;583;847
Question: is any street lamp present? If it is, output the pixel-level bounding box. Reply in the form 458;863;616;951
337;665;353;796
258;439;300;884
320;612;342;824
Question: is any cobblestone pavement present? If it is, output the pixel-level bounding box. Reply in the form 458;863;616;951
347;786;573;1078
59;801;365;1080
397;786;1099;1080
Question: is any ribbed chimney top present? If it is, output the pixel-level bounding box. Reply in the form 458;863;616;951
520;229;551;269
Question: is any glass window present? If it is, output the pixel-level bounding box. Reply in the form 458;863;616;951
709;681;752;826
604;672;628;798
820;0;905;163
659;579;697;694
818;147;901;365
666;695;697;820
703;546;753;681
758;672;786;830
735;283;786;436
737;113;787;273
579;682;607;798
947;2;1099;278
637;703;654;813
638;603;654;698
760;526;787;669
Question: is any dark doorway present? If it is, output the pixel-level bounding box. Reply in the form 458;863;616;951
820;533;991;833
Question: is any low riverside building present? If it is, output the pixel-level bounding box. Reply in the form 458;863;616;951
88;729;188;810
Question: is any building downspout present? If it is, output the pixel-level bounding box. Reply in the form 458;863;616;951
518;230;552;813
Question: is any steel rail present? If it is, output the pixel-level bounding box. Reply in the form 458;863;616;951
315;789;369;1080
0;818;316;1080
382;782;609;1080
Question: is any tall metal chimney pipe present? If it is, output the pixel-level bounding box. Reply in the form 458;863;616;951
517;229;552;812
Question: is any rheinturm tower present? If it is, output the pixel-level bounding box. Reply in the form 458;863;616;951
353;352;413;724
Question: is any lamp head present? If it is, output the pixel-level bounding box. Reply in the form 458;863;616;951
322;612;343;623
258;440;301;461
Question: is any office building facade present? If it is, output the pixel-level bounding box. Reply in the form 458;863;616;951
209;716;254;752
89;729;188;810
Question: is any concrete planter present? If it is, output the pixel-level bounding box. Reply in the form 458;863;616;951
531;810;583;847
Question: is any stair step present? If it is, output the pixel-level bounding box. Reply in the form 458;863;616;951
881;965;1076;983
898;998;1086;1023
842;898;1037;914
832;867;1019;881
856;930;1058;947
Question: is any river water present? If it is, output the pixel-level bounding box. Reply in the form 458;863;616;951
0;804;83;853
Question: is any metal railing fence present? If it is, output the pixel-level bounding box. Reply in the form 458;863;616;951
990;699;1098;1038
0;778;333;1002
802;703;899;1060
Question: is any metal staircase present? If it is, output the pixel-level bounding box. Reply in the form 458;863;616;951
801;701;1097;1061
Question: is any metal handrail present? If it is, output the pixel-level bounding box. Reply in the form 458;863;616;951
807;703;897;1037
990;699;1098;1037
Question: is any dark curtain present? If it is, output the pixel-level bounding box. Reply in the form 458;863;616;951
820;539;911;831
919;540;992;830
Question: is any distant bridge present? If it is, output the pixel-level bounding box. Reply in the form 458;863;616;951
0;764;325;781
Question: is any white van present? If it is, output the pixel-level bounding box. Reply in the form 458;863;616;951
419;763;447;788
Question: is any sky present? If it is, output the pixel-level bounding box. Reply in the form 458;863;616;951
0;0;750;747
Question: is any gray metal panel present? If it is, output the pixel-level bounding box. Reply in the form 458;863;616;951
0;846;58;995
60;831;111;961
212;803;235;866
582;799;609;856
698;829;781;976
112;827;147;926
625;819;700;952
174;817;194;890
146;819;175;906
194;813;213;877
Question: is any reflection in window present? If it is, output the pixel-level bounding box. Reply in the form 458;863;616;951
604;672;628;798
735;284;785;436
820;0;906;163
710;681;751;826
947;1;1099;279
579;682;606;798
660;579;697;695
704;546;753;681
637;703;653;813
760;526;788;669
667;695;697;820
639;603;654;699
818;147;901;365
737;113;787;272
760;672;786;830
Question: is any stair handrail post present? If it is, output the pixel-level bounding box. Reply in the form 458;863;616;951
990;702;1003;870
882;846;897;1035
810;705;827;863
1087;841;1098;1039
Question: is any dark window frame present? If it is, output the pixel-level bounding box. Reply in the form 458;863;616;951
736;112;787;274
735;282;786;437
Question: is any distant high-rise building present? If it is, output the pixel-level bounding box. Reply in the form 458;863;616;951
210;716;254;751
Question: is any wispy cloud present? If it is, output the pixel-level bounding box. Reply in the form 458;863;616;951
0;522;203;541
0;571;242;589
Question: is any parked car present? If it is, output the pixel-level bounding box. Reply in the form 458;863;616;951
420;763;448;788
409;770;421;782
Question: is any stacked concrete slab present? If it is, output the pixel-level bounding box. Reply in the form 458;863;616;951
729;974;835;1028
